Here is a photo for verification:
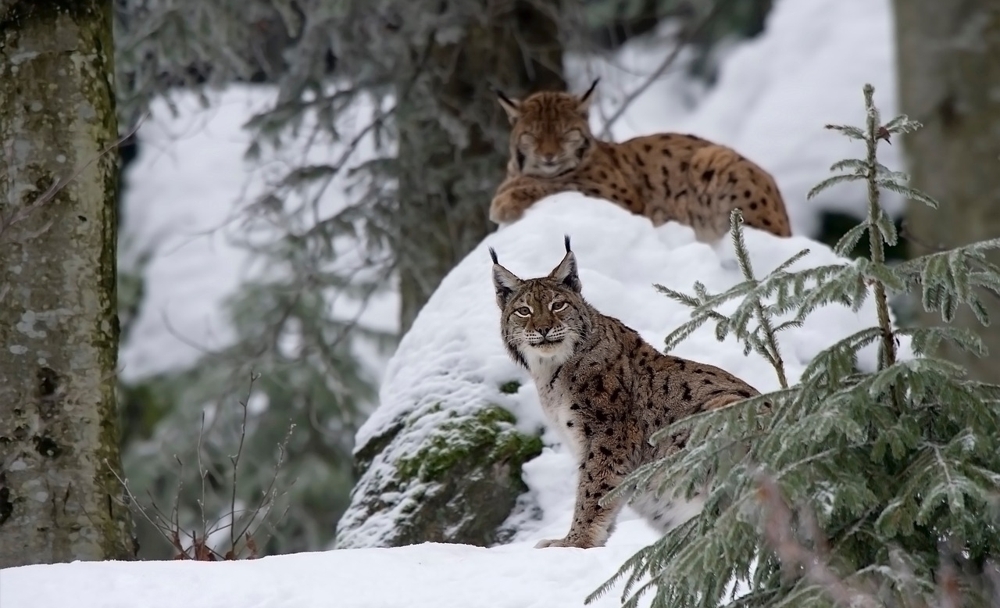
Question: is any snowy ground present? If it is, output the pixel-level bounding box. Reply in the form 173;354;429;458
119;0;898;381
0;194;908;606
3;190;911;606
0;535;655;608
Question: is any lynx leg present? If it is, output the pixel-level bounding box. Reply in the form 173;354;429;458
490;176;572;224
535;441;626;549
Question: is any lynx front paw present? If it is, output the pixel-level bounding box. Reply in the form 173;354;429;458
534;537;593;549
489;191;527;225
535;537;571;548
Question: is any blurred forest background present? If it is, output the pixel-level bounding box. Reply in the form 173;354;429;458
3;0;995;562
111;0;791;559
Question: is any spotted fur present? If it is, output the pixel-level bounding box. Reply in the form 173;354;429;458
490;236;760;548
490;81;792;242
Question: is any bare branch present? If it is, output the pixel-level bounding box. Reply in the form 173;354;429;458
598;0;735;139
755;473;882;608
229;371;259;551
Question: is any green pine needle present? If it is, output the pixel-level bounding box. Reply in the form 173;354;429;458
607;83;1000;608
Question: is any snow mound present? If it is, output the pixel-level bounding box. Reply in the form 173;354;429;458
0;538;655;608
344;193;912;547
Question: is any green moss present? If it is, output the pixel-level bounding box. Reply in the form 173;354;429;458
397;405;542;483
499;380;521;394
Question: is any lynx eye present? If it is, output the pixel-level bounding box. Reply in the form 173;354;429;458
551;301;569;312
514;306;531;317
518;133;536;147
564;129;583;143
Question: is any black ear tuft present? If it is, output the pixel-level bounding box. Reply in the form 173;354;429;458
489;247;499;265
564;235;571;253
549;243;582;294
495;88;516;107
576;80;599;116
496;88;521;125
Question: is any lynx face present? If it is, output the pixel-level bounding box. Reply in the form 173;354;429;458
490;237;593;368
497;81;599;178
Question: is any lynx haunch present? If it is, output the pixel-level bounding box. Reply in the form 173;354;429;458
490;236;760;548
490;81;792;242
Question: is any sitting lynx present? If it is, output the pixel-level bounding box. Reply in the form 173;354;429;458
490;237;760;548
490;81;792;242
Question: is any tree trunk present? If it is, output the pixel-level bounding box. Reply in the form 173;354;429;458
394;0;565;333
893;2;1000;382
0;0;135;566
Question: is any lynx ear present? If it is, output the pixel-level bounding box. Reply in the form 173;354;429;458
577;79;599;116
490;247;524;308
496;89;521;125
549;235;582;293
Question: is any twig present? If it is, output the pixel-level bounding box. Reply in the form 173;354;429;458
196;410;210;548
755;473;882;608
598;0;735;139
229;371;259;551
106;459;187;557
233;422;296;546
170;455;184;554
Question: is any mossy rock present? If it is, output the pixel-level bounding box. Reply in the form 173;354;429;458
396;405;539;483
336;403;542;548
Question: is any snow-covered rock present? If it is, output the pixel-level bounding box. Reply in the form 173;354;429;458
336;193;911;548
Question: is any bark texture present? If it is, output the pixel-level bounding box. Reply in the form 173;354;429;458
395;0;565;333
894;2;1000;382
0;0;135;566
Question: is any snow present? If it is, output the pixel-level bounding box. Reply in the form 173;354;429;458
38;0;910;603
346;193;912;547
0;539;654;608
3;182;907;601
586;0;901;238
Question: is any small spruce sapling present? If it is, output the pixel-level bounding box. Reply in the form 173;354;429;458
590;84;1000;608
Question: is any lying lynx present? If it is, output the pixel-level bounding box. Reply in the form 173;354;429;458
490;81;792;242
490;237;760;548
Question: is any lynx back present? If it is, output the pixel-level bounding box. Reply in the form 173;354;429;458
490;82;792;242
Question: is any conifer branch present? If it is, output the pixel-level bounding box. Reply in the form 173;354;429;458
603;83;1000;608
756;474;881;608
729;209;789;388
861;84;898;372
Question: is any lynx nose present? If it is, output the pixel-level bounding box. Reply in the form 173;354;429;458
541;153;557;163
537;327;550;338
